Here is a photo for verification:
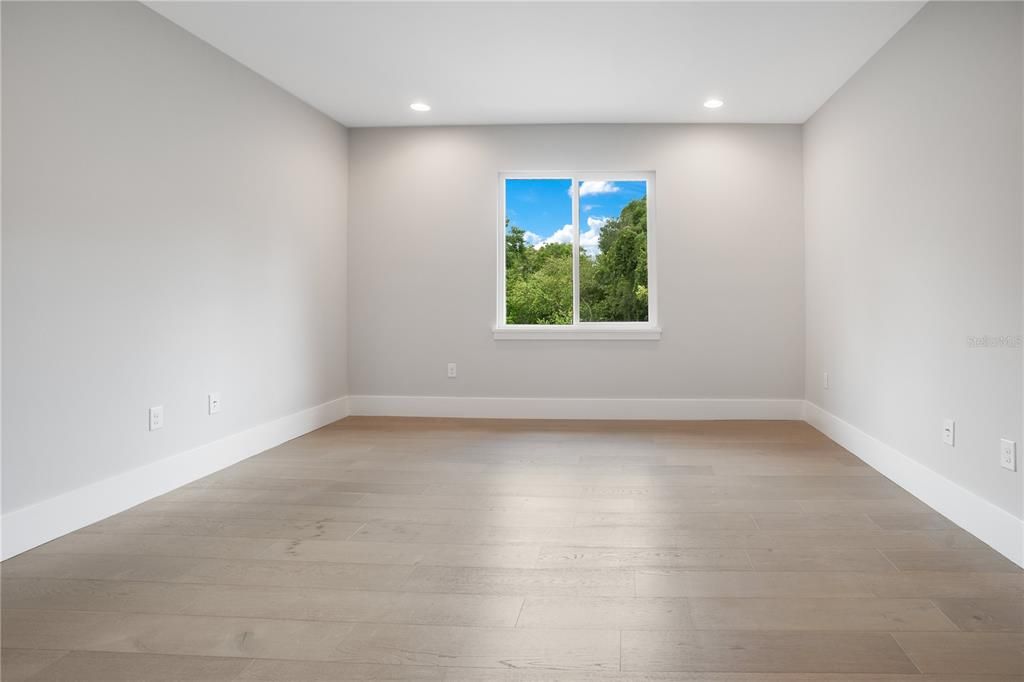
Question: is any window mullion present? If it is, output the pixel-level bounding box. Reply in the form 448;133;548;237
571;177;580;325
498;176;507;326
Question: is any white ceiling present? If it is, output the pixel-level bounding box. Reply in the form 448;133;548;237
148;1;923;127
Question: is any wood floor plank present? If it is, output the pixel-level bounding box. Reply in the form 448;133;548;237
1;552;415;591
332;624;620;670
635;570;873;598
178;558;416;591
798;498;932;513
81;515;365;541
424;482;910;500
324;481;431;495
882;548;1023;573
480;463;715;478
130;500;371;523
0;649;69;682
536;546;751;569
1;551;199;583
186;475;346;491
402;566;636;597
356;494;636;513
238;659;446;680
2;577;200;614
710;463;878;476
1;609;356;661
861;571;1024;599
892;632;1024;675
631;499;803;513
31;533;279;560
368;508;576;528
132;500;580;529
159;487;369;507
180;585;524;627
750;512;878;530
747;548;898;572
621;630;919;673
256;540;542;568
687;597;958;631
438;668;1024;682
19;651;254;681
2;577;525;627
349;522;974;550
349;521;559;545
347;460;490;473
572;512;757;529
933;598;1024;632
868;512;957;530
517;596;692;629
743;529;982;550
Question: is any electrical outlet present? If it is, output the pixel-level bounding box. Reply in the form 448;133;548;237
823;372;829;390
942;419;955;447
149;406;164;431
208;392;222;415
1001;439;1017;472
447;363;457;378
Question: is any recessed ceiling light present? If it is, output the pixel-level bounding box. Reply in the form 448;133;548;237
410;102;431;112
704;98;724;109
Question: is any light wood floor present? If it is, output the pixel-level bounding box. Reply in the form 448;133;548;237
3;417;1022;681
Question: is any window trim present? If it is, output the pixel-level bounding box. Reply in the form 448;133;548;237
495;171;659;340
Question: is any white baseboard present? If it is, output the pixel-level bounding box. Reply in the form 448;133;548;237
804;401;1024;568
1;396;350;560
348;395;806;421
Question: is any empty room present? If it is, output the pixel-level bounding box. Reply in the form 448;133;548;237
2;1;1022;679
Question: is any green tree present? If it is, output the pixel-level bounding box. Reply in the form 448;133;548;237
582;197;648;321
505;227;572;324
505;221;531;281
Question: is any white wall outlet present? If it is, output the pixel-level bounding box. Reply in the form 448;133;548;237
447;363;457;378
149;405;164;431
942;419;955;447
823;372;829;390
208;392;222;415
1000;439;1017;472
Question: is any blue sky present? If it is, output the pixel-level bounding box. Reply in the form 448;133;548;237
505;178;646;256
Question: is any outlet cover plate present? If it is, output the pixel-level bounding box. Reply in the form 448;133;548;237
942;419;955;447
1001;439;1017;472
149;406;164;431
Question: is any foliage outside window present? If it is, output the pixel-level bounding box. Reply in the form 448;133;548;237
498;173;656;336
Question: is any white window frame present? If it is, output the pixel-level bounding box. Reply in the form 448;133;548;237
495;171;660;340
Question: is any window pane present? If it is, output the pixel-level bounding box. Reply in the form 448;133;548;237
504;178;573;325
578;179;649;322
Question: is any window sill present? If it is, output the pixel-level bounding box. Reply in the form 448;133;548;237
493;325;661;341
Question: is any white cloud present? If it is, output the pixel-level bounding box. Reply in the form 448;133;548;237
578;180;619;197
581;216;609;256
533;218;610;256
535;224;574;248
522;230;543;246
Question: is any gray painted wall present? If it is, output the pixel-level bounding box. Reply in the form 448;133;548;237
348;124;805;399
804;1;1023;517
2;2;349;513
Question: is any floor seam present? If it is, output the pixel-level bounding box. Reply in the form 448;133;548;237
877;548;902;572
512;597;526;628
888;631;924;674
